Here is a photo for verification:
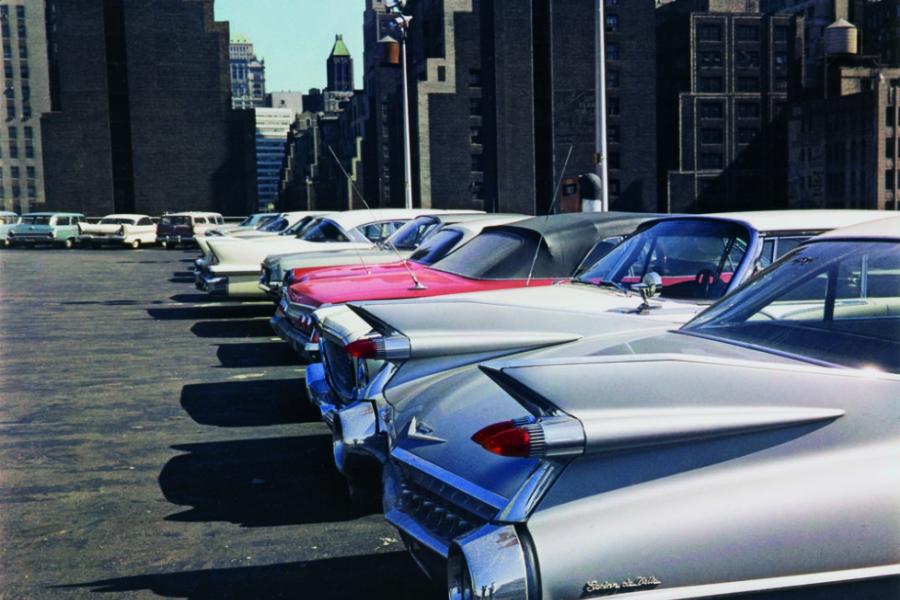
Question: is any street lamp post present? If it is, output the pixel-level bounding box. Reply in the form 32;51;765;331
592;0;610;212
386;0;414;210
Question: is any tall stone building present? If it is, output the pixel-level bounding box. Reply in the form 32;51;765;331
253;107;293;210
0;0;51;212
230;33;266;109
366;0;659;214
659;0;803;212
41;0;256;216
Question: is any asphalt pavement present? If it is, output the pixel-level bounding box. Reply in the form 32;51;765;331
0;246;434;599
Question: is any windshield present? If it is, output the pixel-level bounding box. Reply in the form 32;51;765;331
283;216;315;236
433;229;554;279
408;229;464;265
21;215;52;225
0;215;18;225
301;219;350;243
160;215;191;226
577;219;751;301
100;217;135;225
259;217;289;232
684;240;900;373
384;216;440;250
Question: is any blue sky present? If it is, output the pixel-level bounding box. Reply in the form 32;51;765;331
214;0;365;92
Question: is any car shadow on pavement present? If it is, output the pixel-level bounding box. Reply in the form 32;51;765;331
54;552;436;599
190;319;275;338
216;342;298;368
169;293;213;303
158;435;369;526
147;304;275;320
180;378;319;427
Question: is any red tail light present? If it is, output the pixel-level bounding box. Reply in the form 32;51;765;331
471;421;532;457
345;338;378;359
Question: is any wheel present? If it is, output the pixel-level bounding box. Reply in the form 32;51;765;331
160;240;168;249
62;238;74;249
1;238;9;249
130;239;141;249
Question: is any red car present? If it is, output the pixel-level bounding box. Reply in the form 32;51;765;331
272;212;657;359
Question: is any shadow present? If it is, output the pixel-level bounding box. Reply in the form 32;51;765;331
190;319;274;339
180;378;318;427
55;552;436;599
147;305;275;320
216;342;297;368
169;276;196;284
179;258;197;263
157;436;369;526
169;293;209;303
59;299;165;306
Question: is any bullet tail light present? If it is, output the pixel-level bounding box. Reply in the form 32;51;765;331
472;416;584;458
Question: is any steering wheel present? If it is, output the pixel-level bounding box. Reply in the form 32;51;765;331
695;268;718;297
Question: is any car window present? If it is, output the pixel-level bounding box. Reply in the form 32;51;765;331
578;219;751;301
138;218;153;226
260;217;289;232
0;216;16;225
384;216;440;250
161;215;191;226
301;219;350;243
58;217;71;226
215;216;225;224
434;229;554;279
22;215;52;225
358;220;405;243
685;240;900;373
408;229;464;265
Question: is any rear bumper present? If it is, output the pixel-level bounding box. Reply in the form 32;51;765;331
199;272;228;297
79;234;128;244
271;313;320;360
160;234;196;246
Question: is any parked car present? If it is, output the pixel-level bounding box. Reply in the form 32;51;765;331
380;215;900;599
308;210;888;485
259;212;505;301
203;212;278;237
0;211;20;248
157;212;224;248
197;209;478;299
77;214;157;249
8;212;85;248
271;214;526;358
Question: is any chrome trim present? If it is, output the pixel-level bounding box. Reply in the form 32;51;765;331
538;415;586;457
391;447;507;512
385;508;450;557
610;564;900;600
496;461;564;523
450;524;531;600
200;273;228;296
377;336;411;361
270;314;315;359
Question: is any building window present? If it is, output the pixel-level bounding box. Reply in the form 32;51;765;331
27;182;36;198
773;77;788;91
606;41;619;60
701;127;723;144
468;68;481;88
737;102;760;118
700;50;722;68
738;127;758;144
6;103;14;119
15;6;24;18
22;103;30;119
607;125;619;143
774;51;788;67
699;101;723;119
24;141;33;158
609;179;620;198
8;126;15;139
471;154;483;173
607;97;619;116
469;97;481;116
607;69;619;88
774;25;790;42
698;24;722;41
887;107;895;127
3;60;10;78
605;14;618;32
17;42;25;58
26;166;35;179
735;24;760;42
436;66;446;82
470;126;482;145
887;170;895;190
608;152;620;169
737;77;759;92
887;138;895;159
735;50;760;69
2;40;10;59
20;61;27;78
699;77;723;93
9;142;18;158
700;153;723;169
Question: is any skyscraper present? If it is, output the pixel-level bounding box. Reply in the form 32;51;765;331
254;107;293;209
230;33;266;109
0;0;51;212
41;0;256;216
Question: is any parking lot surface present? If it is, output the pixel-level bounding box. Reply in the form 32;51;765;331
0;247;433;599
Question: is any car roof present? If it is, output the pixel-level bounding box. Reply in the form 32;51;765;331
807;214;900;241
22;212;84;216
445;214;528;235
709;209;888;233
162;211;223;216
0;211;17;216
100;213;152;220
324;208;481;229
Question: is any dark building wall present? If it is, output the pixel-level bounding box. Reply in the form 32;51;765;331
41;0;115;215
42;0;255;216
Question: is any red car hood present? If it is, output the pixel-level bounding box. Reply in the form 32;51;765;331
287;267;558;307
292;260;426;284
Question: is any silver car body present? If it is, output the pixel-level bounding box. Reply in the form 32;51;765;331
0;211;20;247
78;214;157;248
312;210;888;477
383;216;900;598
203;212;278;237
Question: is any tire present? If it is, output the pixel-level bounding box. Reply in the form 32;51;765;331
62;238;74;249
1;239;9;249
130;239;141;250
160;240;168;249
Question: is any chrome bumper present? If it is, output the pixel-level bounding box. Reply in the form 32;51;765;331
79;234;127;244
160;234;196;245
270;313;320;360
199;272;228;297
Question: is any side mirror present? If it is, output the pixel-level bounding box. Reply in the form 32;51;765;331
631;271;662;302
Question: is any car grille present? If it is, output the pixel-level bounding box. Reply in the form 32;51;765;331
321;337;357;404
394;459;494;546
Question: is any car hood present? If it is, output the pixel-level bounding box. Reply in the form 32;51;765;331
289;267;552;307
388;331;857;505
295;259;425;284
264;247;409;271
209;237;374;272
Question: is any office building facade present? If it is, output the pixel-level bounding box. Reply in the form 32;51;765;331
230;33;266;109
254;107;293;209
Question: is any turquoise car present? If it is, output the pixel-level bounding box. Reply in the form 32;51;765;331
8;212;85;249
0;211;20;248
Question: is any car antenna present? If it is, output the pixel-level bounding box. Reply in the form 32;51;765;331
526;144;574;288
327;145;427;291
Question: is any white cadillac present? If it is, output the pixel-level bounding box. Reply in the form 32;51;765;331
195;211;324;258
197;209;473;299
77;214;157;249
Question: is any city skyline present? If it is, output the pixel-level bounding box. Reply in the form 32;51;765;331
214;0;365;92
